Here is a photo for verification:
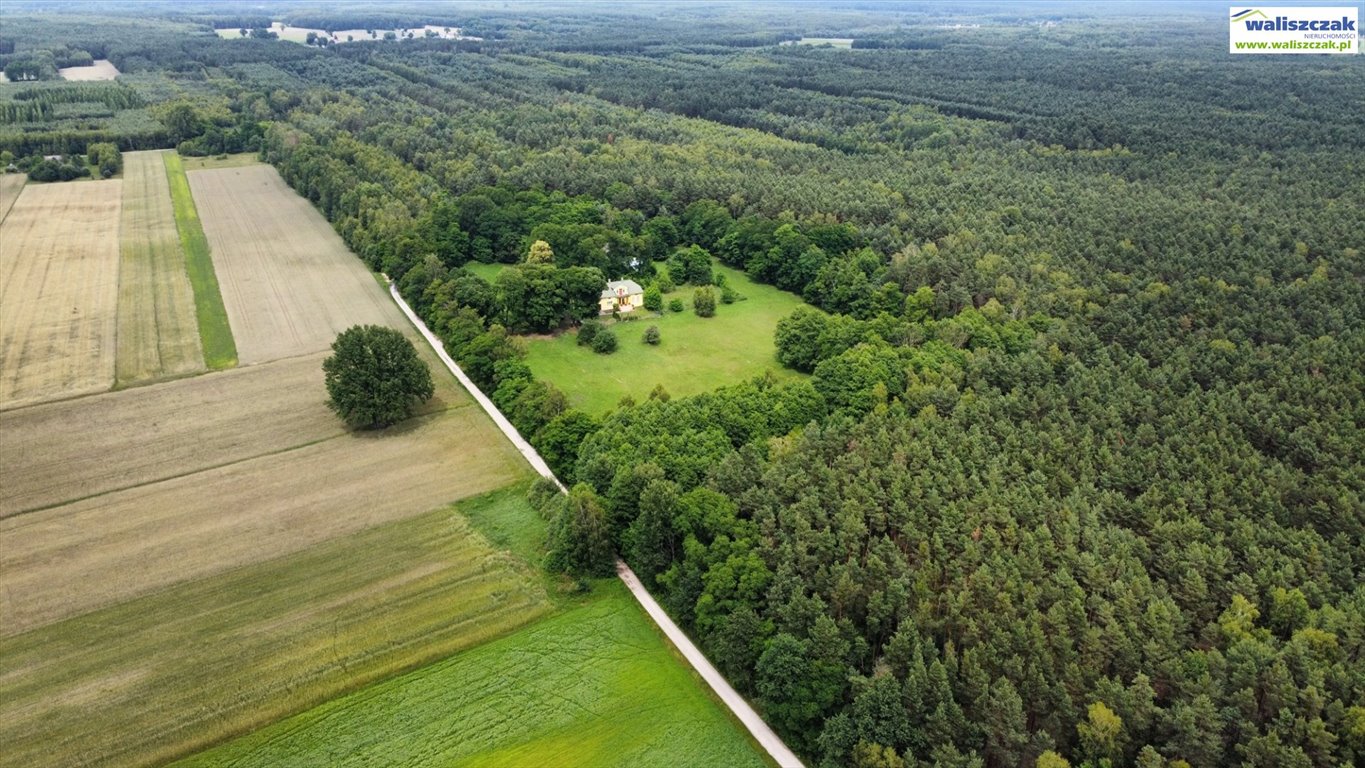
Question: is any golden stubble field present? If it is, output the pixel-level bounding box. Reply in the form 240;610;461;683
0;180;122;409
116;150;205;384
189;165;403;364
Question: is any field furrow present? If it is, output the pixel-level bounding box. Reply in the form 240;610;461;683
188;165;404;364
116;150;205;385
0;173;25;224
0;180;122;410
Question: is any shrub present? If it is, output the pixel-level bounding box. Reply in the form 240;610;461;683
657;275;676;293
643;284;663;312
668;298;685;313
643;326;661;345
721;286;740;304
591;328;619;354
693;287;717;317
577;319;602;346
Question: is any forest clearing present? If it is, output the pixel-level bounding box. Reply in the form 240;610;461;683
525;262;806;413
56;58;119;80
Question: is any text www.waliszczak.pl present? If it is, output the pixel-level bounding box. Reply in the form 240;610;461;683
1233;39;1354;50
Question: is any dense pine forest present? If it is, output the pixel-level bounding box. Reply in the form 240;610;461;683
3;2;1361;767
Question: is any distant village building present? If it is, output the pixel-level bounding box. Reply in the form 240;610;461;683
600;279;644;313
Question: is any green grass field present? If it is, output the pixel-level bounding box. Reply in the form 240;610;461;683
0;488;552;768
175;580;770;768
524;262;808;413
164;151;237;369
464;260;510;283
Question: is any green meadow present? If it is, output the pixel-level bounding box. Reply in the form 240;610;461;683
175;490;771;768
524;262;808;414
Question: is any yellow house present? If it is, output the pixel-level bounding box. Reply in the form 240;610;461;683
599;279;645;314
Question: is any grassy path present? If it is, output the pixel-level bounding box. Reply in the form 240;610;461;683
164;152;236;369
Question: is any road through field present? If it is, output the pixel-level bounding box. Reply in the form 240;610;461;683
117;150;205;384
388;284;805;768
189;165;401;363
0;180;122;409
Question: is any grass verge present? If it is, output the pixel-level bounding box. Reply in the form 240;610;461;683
174;580;771;768
164;151;236;369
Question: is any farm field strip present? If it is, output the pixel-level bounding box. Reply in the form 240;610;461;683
0;344;472;517
0;172;24;224
116;150;205;385
0;400;527;637
1;352;337;515
57;59;120;80
164;152;236;368
188;164;404;364
0;498;552;768
0;179;122;410
176;581;771;768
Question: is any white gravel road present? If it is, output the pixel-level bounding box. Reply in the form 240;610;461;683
390;282;804;767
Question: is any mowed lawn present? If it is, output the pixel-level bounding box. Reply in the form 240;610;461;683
525;262;808;414
0;490;553;768
177;581;771;768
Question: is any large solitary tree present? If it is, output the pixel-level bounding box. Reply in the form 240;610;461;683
322;325;434;429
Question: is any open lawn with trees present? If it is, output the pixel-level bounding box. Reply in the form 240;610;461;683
524;263;807;414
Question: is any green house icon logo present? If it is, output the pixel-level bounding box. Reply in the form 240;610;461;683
1230;9;1270;23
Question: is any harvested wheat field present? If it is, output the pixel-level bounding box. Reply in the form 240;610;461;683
57;59;120;81
0;173;24;224
0;398;527;636
0;180;121;409
116;150;204;385
189;165;402;364
0;345;469;517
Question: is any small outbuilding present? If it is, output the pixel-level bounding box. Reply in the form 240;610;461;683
600;279;645;313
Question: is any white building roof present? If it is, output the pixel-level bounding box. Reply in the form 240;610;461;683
601;279;644;299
